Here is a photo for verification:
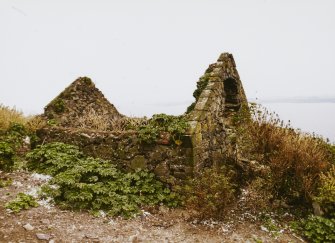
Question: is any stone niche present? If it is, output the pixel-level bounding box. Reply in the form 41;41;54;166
37;53;248;184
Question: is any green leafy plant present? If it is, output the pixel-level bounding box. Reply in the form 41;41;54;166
315;165;335;217
0;177;12;188
180;166;236;219
27;142;179;218
186;73;210;113
26;142;84;175
4;122;27;147
52;98;65;113
0;122;34;170
5;193;39;213
137;114;188;145
0;141;15;171
301;215;335;243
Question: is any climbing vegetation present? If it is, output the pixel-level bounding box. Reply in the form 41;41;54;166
186;73;210;113
52;98;66;114
27;142;180;218
137;113;188;145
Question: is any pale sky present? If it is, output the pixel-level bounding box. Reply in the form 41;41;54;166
1;0;335;117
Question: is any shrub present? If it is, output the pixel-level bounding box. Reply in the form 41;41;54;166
27;142;179;218
137;113;188;145
180;166;236;219
0;177;12;188
5;122;27;146
0;121;33;171
236;104;332;206
316;165;335;217
301;215;335;243
5;193;39;213
0;141;15;171
25;115;47;133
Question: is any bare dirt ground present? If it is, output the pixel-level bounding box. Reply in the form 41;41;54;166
0;171;306;243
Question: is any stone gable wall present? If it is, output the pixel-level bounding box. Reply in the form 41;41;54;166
187;53;247;172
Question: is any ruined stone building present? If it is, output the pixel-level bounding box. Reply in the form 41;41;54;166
38;53;248;183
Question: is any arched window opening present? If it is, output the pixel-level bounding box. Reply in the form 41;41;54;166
224;78;241;111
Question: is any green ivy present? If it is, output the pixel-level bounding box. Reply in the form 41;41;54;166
186;73;210;113
5;193;39;213
52;98;65;114
301;215;335;243
137;114;188;145
27;142;180;218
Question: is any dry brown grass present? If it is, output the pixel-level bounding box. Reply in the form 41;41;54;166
25;116;47;133
0;104;27;132
237;104;333;205
76;108;148;131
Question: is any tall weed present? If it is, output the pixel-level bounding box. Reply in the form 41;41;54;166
0;104;27;133
236;104;333;205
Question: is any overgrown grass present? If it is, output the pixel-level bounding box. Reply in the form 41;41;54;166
76;108;148;131
234;103;335;241
0;104;27;133
235;103;334;206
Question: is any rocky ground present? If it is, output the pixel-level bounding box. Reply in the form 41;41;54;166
0;171;306;243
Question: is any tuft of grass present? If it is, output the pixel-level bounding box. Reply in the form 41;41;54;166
0;104;27;133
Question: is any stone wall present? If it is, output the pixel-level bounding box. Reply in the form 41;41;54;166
187;53;248;172
37;53;248;182
37;127;193;184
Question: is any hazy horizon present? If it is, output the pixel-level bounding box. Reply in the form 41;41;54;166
1;0;334;140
